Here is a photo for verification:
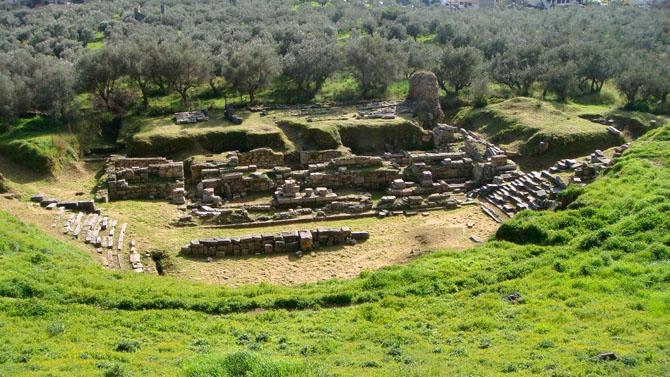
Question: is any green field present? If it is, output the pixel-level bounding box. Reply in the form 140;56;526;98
1;124;670;376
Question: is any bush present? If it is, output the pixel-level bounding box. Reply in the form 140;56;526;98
115;341;140;353
495;222;549;245
103;364;130;377
45;321;66;337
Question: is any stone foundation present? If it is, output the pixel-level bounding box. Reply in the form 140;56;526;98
105;156;184;201
180;227;369;257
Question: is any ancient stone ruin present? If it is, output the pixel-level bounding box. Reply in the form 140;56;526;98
88;121;626;261
471;144;628;217
31;193;143;272
104;156;185;202
175;110;209;124
406;71;444;128
180;227;369;258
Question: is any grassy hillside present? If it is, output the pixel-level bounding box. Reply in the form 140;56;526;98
0;116;78;174
121;109;430;157
1;125;670;376
454;98;625;164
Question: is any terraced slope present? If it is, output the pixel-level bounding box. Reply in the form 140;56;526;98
454;97;624;162
1;125;670;376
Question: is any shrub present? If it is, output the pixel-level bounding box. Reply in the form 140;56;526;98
538;340;555;349
557;185;585;208
45;321;65;337
620;354;638;366
648;243;670;260
103;364;130;377
115;341;140;353
495;222;549;245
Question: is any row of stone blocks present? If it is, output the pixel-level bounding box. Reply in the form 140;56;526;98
180;227;370;258
30;194;98;213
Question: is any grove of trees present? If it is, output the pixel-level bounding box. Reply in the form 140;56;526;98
0;0;669;121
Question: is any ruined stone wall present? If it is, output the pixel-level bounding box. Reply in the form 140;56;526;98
301;168;401;190
112;157;173;169
180;227;369;257
106;157;184;201
187;158;236;184
236;148;284;168
200;172;275;197
406;159;474;181
293;150;347;167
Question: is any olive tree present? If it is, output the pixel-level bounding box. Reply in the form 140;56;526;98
120;39;157;109
345;35;400;97
161;41;213;107
76;46;126;111
435;46;482;94
0;73;14;119
282;37;340;99
489;42;542;96
223;40;281;104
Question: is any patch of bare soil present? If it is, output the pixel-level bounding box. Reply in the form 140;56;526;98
175;206;499;287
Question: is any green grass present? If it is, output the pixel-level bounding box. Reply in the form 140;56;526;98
121;110;288;157
454;97;625;166
121;105;429;157
1;124;670;376
85;31;105;51
0;116;77;173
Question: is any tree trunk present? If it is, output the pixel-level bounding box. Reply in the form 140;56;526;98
179;89;189;107
249;90;255;105
209;79;219;95
438;80;449;94
138;81;149;109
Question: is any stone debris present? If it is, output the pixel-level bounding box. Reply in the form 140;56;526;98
175;110;209;124
225;102;243;124
606;126;621;135
117;223;127;251
30;194;45;203
598;352;618;361
180;227;367;258
472;144;624;217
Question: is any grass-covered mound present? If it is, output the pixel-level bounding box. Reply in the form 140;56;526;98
604;110;669;138
0;116;78;174
1;125;670;376
122;109;431;158
454;97;624;160
121;110;289;158
278;117;431;153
